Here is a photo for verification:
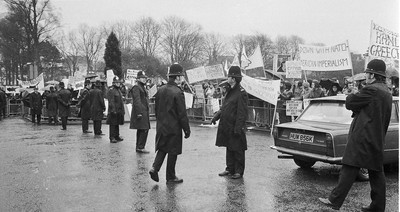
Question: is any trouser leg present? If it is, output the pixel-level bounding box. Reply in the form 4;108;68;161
233;150;245;175
152;150;167;172
31;112;35;123
136;129;149;149
109;125;116;139
225;149;235;173
37;114;41;123
368;169;386;212
328;164;359;208
116;125;120;138
61;116;67;129
94;120;100;134
166;154;178;180
82;118;89;132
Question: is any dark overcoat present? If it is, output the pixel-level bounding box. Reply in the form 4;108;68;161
0;90;6;109
155;81;190;155
213;83;248;151
89;87;105;121
106;86;125;125
46;92;58;117
129;82;150;130
29;92;43;114
342;81;392;171
77;88;91;119
57;88;71;117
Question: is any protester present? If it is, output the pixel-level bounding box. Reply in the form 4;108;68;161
77;79;92;133
319;59;392;211
277;81;294;123
292;81;303;99
129;71;151;153
0;86;6;120
305;80;325;98
106;76;125;143
301;82;311;99
211;66;249;179
327;82;342;96
57;81;72;130
90;80;106;136
46;86;58;124
29;87;42;124
149;63;190;184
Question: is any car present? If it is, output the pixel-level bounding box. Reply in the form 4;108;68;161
270;95;399;180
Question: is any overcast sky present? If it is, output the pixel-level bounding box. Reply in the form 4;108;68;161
4;0;400;54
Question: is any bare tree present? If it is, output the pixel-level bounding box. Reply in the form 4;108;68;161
288;35;305;59
160;16;204;68
203;33;226;65
132;17;161;57
102;20;136;51
56;31;81;76
275;35;291;55
77;24;105;74
5;0;59;73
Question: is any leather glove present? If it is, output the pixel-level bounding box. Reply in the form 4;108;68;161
184;130;190;139
210;117;217;125
137;114;143;119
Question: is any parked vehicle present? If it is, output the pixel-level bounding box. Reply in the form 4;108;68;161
271;95;399;180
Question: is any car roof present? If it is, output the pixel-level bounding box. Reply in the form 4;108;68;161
309;94;399;102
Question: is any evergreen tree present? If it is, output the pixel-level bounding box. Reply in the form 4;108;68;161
104;31;122;78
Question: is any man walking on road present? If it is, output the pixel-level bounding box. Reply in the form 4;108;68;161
149;63;190;184
29;86;43;124
90;80;106;136
211;66;249;179
77;80;92;133
129;71;150;153
46;86;58;124
106;76;125;143
319;59;392;212
57;82;72;130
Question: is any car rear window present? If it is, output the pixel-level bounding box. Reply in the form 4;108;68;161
299;102;353;124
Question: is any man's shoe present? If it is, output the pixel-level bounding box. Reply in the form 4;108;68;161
61;128;66;130
95;133;105;135
318;198;339;210
136;149;150;154
110;138;119;143
361;205;375;212
231;173;242;179
83;131;92;133
116;137;124;141
166;177;183;184
149;169;159;182
218;170;232;176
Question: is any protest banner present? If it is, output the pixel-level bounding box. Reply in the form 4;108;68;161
204;64;225;80
299;41;353;71
241;74;281;106
273;54;292;74
369;21;399;70
184;92;194;109
286;100;303;116
194;84;205;99
186;66;207;84
17;73;45;89
126;69;141;85
286;61;302;78
5;86;20;94
211;98;220;113
148;85;157;98
106;70;115;87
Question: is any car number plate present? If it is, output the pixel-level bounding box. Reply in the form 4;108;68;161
289;132;314;143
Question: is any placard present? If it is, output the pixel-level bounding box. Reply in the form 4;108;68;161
241;74;281;106
184;92;194;109
286;61;302;78
286;100;303;116
369;21;399;69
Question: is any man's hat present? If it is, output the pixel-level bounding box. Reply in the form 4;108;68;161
169;64;184;76
365;59;386;77
95;80;102;87
137;71;147;79
228;66;242;78
59;82;65;87
113;76;122;83
84;79;91;85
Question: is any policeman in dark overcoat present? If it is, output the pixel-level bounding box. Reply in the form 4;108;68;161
319;59;392;211
46;86;58;124
90;80;106;136
29;87;43;124
211;66;249;179
77;80;92;133
106;76;125;143
0;87;6;120
129;71;151;153
57;81;72;130
149;63;190;184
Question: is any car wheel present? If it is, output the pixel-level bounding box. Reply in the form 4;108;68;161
293;158;316;169
356;168;369;181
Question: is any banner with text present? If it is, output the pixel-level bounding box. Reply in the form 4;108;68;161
285;61;302;78
126;69;141;85
186;64;225;84
204;64;225;80
299;41;352;71
17;73;45;89
369;21;399;70
241;74;281;105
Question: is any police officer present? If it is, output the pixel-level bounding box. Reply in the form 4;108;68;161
90;80;106;136
46;86;58;124
57;81;72;130
0;86;7;120
149;63;191;184
211;66;249;179
29;86;43;124
78;79;92;133
129;71;151;153
106;76;125;143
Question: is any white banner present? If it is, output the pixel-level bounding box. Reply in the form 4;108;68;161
369;21;399;69
17;73;45;89
286;100;303;116
286;61;302;78
204;64;225;80
184;92;194;109
106;70;115;87
211;98;220;113
148;85;157;98
186;66;207;84
241;74;281;106
126;69;141;85
299;41;352;71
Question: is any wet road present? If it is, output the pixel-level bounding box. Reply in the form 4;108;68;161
0;118;398;211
